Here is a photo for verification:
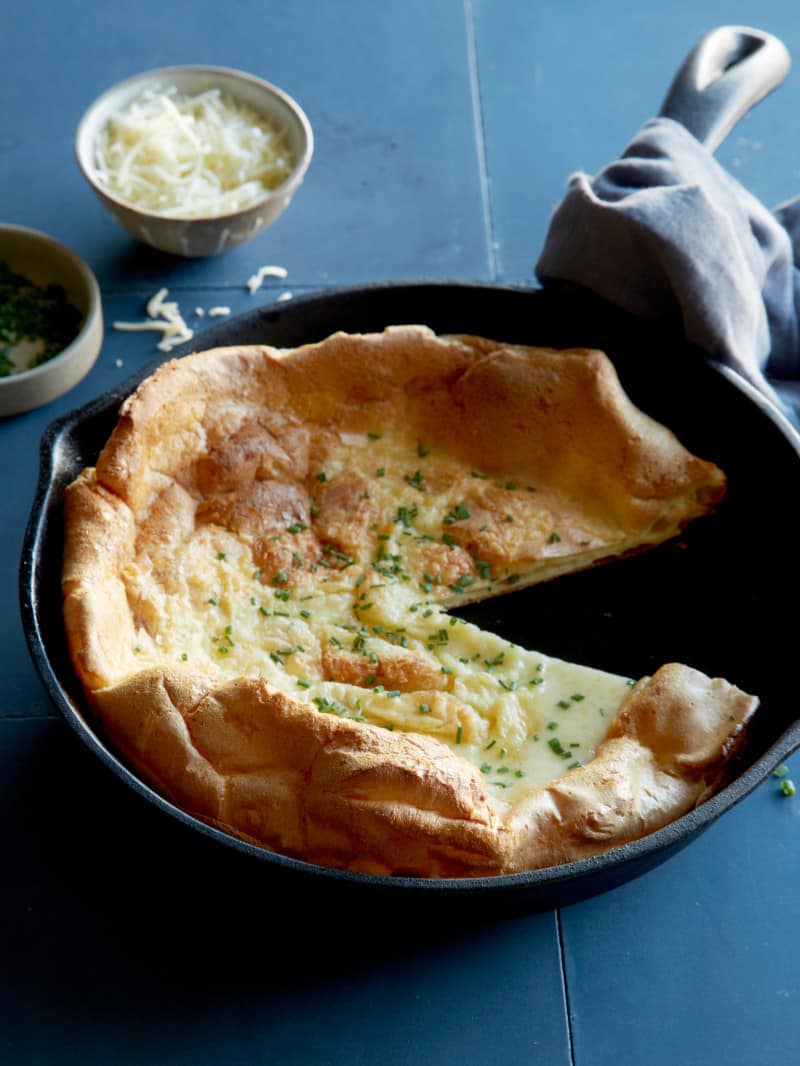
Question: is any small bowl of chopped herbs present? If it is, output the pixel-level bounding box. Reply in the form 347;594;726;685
0;224;103;417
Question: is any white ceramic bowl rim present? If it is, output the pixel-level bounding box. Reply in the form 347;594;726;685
74;64;314;225
0;223;102;390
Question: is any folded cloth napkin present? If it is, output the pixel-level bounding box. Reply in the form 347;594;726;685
535;116;800;425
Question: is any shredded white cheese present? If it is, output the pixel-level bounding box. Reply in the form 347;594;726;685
112;288;194;352
246;263;288;294
208;306;231;317
93;87;295;218
276;291;293;302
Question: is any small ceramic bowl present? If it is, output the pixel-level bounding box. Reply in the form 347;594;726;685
74;65;314;258
0;225;103;418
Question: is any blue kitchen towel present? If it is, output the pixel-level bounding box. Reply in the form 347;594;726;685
536;116;800;425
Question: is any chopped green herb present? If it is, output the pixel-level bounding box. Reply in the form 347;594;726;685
0;261;82;376
443;503;470;525
396;505;417;528
419;703;431;714
780;779;796;796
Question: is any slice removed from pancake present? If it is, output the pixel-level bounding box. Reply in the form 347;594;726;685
61;326;754;877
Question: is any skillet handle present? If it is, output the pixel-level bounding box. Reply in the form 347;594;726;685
658;25;790;152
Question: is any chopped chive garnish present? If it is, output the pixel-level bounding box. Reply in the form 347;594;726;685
443;503;470;525
780;779;796;796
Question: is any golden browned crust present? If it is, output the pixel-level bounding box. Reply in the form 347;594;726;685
61;326;753;878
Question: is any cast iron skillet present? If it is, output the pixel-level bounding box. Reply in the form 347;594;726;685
19;28;800;910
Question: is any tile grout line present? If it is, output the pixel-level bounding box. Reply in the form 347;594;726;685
556;908;577;1066
464;0;498;281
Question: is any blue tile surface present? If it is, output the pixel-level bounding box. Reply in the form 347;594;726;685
474;0;800;282
3;1;800;1062
561;761;800;1064
4;0;489;288
1;719;572;1066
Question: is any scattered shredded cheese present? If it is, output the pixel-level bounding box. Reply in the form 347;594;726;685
276;291;293;302
93;87;295;218
208;306;231;317
246;263;288;293
112;288;194;352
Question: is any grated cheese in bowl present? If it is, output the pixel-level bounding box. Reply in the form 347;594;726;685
93;86;295;219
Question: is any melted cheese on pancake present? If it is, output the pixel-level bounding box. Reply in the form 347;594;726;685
122;422;635;804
